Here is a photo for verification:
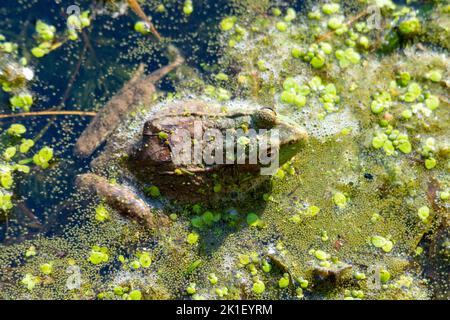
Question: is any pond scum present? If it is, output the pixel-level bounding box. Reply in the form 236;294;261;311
0;0;449;300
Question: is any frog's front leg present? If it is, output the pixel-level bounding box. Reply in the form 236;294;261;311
76;173;170;229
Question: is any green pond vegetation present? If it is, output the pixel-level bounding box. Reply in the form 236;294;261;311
0;0;449;300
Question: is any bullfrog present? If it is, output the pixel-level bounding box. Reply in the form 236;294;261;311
75;48;307;228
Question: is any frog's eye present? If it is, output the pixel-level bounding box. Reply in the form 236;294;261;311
253;108;277;129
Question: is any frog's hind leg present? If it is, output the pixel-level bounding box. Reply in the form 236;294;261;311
76;173;170;229
74;45;184;158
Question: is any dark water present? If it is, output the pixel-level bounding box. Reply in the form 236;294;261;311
0;0;239;242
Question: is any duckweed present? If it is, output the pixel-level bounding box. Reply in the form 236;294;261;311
310;54;325;69
191;216;203;228
335;48;361;68
186;283;196;295
3;147;16;161
10;92;33;111
272;8;282;17
399;17;421;35
278;273;290;288
284;8;296;22
32;147;54;169
402;82;422;103
88;246;109;265
372;125;412;155
397;72;411;87
246;212;259;227
128;290;142;300
138;252;152;268
25;246;36;258
252;280;265;294
401;109;413;119
417;206;430;222
354;272;366;280
322;3;340;15
95;204;110;222
425;70;442;83
202;211;215;225
215;287;228;297
425;158;437;170
187;232;200;245
7;124;26;136
371;236;394;253
21;274;40;291
39;263;53;275
220;17;236;31
208;273;218;285
333;192;347;208
19;139;34;153
314;249;330;261
238;254;250;266
380;269;391;283
183;0;193;16
144;185;161;198
0;191;13;211
276;21;288;32
307;205;320;217
261;261;272;273
327;17;343;30
440;191;449;201
298;277;308;289
425;95;439;110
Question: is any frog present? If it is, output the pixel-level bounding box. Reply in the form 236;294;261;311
75;47;308;229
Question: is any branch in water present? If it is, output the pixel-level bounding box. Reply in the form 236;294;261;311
315;9;369;43
0;111;97;119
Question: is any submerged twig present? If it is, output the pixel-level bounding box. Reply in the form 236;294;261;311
315;9;370;43
0;111;96;119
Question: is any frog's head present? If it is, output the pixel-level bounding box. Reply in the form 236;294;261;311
251;108;307;168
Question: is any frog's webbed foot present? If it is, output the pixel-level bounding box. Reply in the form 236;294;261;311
76;173;170;230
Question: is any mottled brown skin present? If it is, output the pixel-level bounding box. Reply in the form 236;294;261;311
129;100;308;203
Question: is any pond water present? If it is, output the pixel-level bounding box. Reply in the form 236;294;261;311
0;0;448;300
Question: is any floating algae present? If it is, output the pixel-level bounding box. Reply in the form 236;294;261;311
0;0;449;300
